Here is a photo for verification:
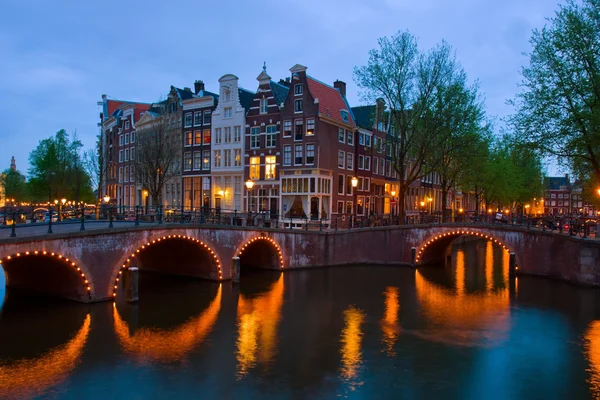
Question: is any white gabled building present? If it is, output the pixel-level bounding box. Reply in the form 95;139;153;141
211;74;255;211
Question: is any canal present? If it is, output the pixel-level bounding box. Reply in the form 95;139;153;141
1;239;600;399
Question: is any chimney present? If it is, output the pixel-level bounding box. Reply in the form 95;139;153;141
334;80;346;97
184;87;192;92
10;156;16;171
278;78;291;88
194;80;205;94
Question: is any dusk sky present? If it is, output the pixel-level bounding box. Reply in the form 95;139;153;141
0;0;563;175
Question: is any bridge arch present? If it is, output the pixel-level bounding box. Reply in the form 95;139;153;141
236;236;284;270
415;229;514;266
0;250;93;302
112;233;222;299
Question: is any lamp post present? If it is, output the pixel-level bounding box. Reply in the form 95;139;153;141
458;207;464;223
245;179;254;222
391;190;396;223
351;176;358;228
60;198;66;221
419;201;425;224
103;195;113;228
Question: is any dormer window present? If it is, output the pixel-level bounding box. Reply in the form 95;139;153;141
260;97;268;114
340;110;349;123
294;84;303;96
224;89;231;102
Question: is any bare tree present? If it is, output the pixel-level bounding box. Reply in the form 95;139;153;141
135;115;180;207
354;30;472;223
83;133;110;208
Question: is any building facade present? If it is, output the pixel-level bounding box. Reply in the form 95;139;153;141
182;80;218;211
244;65;289;219
211;74;253;212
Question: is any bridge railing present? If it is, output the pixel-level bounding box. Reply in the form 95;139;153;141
1;205;599;239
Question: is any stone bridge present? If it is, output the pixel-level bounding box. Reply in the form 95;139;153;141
0;223;598;302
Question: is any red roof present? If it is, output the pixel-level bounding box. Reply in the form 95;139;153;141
306;77;354;126
106;100;150;123
134;104;150;122
107;100;126;117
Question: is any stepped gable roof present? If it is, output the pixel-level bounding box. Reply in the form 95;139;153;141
306;76;355;126
351;105;376;130
270;80;290;105
544;176;571;191
238;87;256;111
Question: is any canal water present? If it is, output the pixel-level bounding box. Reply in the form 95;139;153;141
1;239;600;399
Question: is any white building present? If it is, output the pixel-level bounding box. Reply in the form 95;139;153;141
211;74;254;211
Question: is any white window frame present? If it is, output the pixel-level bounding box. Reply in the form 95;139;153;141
294;84;303;96
283;145;292;166
338;150;345;169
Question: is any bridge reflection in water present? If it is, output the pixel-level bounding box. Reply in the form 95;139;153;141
113;284;222;363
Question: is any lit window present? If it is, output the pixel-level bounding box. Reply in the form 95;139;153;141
250;156;260;179
214;150;221;168
203;129;211;144
203;151;210;169
185;132;193;146
265;156;276;180
234;149;242;167
194;131;202;145
306;118;315;136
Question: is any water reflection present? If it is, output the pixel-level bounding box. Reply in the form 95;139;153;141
236;274;284;378
113;284;222;363
415;241;510;347
340;306;365;385
0;314;90;399
381;287;400;356
585;321;600;394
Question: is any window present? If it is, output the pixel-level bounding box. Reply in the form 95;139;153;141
234;126;241;142
124;148;129;161
283;120;292;137
551;193;556;199
224;149;231;167
379;159;385;176
118;167;123;183
265;156;276;179
386;160;391;176
347;130;354;145
194;131;202;145
294;84;303;95
194;112;202;126
125;133;130;145
130;166;134;182
341;110;349;123
338;174;345;195
374;157;379;174
358;155;364;170
359;133;365;146
365;134;371;147
266;125;276;147
193;152;202;170
306;118;315;136
337;200;344;214
184;113;192;127
203;129;211;144
346;176;353;195
214;150;221;168
119;150;123;162
558;193;563;199
184;152;192;171
215;128;222;144
119;135;124;146
203;110;211;124
260;97;268;114
224;127;232;143
283;145;292;166
338;128;345;143
234;149;242;167
365;156;371;171
306;143;315;165
365;178;370;191
130;147;135;161
294;99;303;113
294;144;303;165
124;166;129;182
125;121;130;129
250;157;260;180
131;132;135;143
185;131;193;146
338;150;345;169
224;107;232;118
250;126;260;149
203;151;210;169
224;89;231;102
347;153;354;170
295;119;303;141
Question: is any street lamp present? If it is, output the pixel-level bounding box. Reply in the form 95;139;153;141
420;200;425;224
351;177;358;228
245;179;254;213
391;190;396;220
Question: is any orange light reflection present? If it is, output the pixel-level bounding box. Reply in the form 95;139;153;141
113;284;222;363
236;274;284;378
0;314;90;399
585;320;600;394
340;306;365;382
381;287;400;356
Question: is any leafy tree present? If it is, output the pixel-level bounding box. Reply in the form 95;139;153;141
28;129;94;202
354;30;483;223
0;168;27;202
510;0;600;186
